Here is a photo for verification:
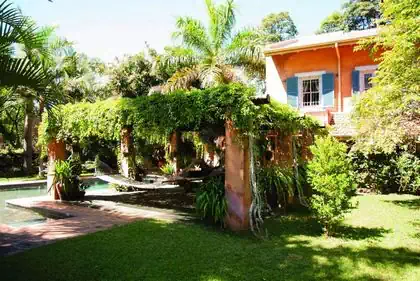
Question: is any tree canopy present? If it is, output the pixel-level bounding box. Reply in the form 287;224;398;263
259;12;298;43
157;0;265;92
352;0;420;153
317;0;381;34
108;53;160;98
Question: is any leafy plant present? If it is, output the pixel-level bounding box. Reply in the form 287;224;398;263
353;0;419;153
256;166;294;210
196;176;227;226
396;152;420;194
160;163;176;175
111;183;134;192
51;158;87;200
350;151;399;193
307;136;355;236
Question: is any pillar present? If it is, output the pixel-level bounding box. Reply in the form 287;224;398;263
169;132;181;174
301;129;314;162
120;127;136;179
224;121;251;231
276;134;293;168
47;139;66;200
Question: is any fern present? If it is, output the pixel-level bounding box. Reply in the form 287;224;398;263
196;176;227;226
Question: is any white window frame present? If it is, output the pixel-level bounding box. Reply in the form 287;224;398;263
356;65;378;92
298;75;323;111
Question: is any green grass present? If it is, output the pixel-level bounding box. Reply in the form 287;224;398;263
0;176;46;183
0;173;94;183
1;194;419;281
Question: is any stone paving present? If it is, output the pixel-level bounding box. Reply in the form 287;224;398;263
0;196;192;256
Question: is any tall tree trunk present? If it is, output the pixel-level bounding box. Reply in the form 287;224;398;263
23;99;35;176
38;97;45;177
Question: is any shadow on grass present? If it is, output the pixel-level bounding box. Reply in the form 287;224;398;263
264;212;390;241
385;198;420;210
333;225;391;240
1;219;419;281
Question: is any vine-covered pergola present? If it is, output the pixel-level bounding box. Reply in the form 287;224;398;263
39;84;320;230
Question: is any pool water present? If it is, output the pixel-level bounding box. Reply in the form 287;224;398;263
0;179;110;226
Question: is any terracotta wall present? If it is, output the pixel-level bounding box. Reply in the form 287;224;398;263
270;44;380;113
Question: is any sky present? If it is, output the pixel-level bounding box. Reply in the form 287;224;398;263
14;0;343;62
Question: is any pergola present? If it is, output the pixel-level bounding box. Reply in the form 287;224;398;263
40;84;318;230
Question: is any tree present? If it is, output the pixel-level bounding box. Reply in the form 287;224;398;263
60;52;110;102
352;0;420;154
317;12;345;34
160;0;265;92
317;0;381;33
259;12;298;43
0;0;61;174
308;136;355;236
108;53;159;98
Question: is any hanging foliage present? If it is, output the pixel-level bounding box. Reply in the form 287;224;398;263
38;84;320;148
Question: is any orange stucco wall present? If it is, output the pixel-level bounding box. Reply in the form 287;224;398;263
271;44;381;112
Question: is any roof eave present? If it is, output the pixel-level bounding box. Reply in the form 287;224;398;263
264;36;375;57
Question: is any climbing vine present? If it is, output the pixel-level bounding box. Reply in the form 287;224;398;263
38;84;320;147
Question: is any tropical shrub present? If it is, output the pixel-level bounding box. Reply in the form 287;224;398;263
350;151;399;193
350;150;420;194
52;158;87;200
256;166;294;210
111;183;134;192
160;163;176;175
308;136;355;236
196;176;227;226
396;152;420;194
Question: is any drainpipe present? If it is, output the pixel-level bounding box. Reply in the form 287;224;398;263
335;42;342;112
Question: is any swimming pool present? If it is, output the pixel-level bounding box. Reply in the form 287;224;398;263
0;179;111;226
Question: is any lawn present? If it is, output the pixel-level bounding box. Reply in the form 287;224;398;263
0;176;45;183
1;194;419;281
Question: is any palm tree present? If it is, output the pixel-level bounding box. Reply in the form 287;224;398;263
160;0;265;92
0;0;48;90
1;0;74;175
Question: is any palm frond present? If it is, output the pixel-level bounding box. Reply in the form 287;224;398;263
173;17;213;57
0;55;46;90
200;64;235;87
227;29;266;79
163;65;201;93
156;46;199;70
212;0;236;50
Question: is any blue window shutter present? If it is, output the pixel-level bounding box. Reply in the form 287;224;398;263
322;73;334;107
352;70;360;95
286;77;298;108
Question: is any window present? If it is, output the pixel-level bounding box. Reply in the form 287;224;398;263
356;65;378;92
300;76;321;107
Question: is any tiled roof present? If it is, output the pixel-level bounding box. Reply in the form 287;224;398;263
264;28;378;55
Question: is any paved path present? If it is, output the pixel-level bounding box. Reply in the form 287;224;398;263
1;196;192;256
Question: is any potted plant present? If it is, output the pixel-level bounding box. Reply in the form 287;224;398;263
51;158;87;201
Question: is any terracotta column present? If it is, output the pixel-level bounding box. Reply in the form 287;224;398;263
276;134;293;168
301;129;314;161
169;132;181;174
47;139;66;200
224;121;251;231
120;127;136;179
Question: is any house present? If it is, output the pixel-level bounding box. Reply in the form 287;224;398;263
264;28;380;137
